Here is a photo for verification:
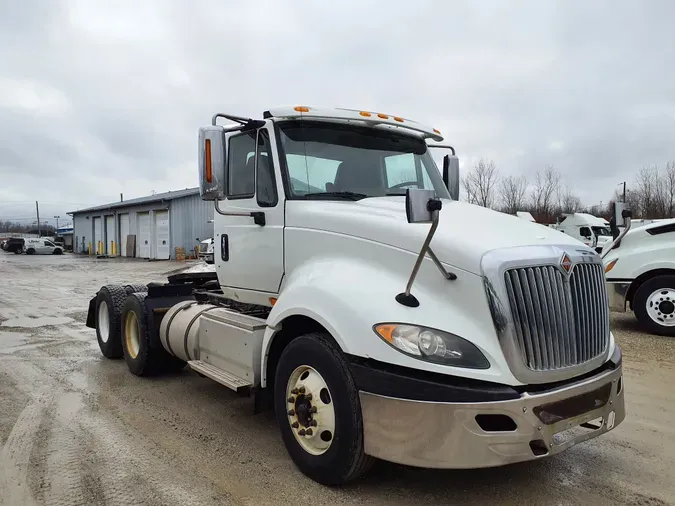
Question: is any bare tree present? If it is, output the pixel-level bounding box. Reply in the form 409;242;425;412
498;175;528;215
557;184;583;214
461;158;500;208
530;165;561;221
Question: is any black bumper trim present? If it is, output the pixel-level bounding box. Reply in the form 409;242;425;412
347;356;520;403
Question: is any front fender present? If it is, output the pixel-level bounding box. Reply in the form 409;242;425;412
262;254;517;388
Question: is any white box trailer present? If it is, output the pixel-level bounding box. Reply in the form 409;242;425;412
85;105;627;485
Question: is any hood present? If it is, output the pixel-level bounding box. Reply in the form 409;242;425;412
286;197;585;275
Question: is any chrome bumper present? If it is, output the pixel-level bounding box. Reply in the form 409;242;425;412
606;281;631;312
359;364;624;469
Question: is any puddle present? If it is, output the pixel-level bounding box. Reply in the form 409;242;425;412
1;316;73;328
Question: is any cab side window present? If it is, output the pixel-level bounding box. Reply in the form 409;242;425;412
580;226;591;238
227;133;256;199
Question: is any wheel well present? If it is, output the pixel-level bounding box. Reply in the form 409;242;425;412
627;268;675;308
265;315;330;393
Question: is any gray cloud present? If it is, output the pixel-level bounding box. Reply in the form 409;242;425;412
1;0;675;225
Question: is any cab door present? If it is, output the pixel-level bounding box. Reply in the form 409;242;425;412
216;126;284;294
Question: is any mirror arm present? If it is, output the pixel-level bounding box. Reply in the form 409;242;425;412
214;200;266;226
427;247;457;281
601;217;631;259
427;144;456;155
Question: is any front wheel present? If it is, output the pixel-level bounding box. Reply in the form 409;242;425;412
274;333;373;485
26;248;35;255
634;275;675;337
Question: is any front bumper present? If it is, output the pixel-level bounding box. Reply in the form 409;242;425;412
358;362;624;469
606;280;631;312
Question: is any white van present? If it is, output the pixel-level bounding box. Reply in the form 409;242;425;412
553;213;612;253
24;238;64;255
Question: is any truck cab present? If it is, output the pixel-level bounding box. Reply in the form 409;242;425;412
554;213;613;253
88;105;626;486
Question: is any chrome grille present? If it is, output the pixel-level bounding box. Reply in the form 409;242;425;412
503;262;609;371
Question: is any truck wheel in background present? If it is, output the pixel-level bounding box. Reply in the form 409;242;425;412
121;292;187;376
95;285;127;359
26;248;35;255
633;275;675;337
124;284;147;295
13;249;21;254
274;332;374;485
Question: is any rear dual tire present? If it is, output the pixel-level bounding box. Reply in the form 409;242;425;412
121;292;186;376
95;285;127;359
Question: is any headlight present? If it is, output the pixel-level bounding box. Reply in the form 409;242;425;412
373;323;490;369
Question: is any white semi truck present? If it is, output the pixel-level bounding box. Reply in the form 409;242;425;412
604;217;675;336
553;212;613;254
86;106;628;485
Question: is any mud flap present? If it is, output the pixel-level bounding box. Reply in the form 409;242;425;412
85;294;98;329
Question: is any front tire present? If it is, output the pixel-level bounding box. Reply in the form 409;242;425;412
634;275;675;337
274;333;373;485
121;292;186;376
95;285;127;358
26;248;35;255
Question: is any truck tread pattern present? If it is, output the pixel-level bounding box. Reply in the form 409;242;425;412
96;285;127;359
124;284;147;295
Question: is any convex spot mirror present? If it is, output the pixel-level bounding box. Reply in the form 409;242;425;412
198;126;226;201
405;189;442;223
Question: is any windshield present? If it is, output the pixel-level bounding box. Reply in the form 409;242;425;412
592;226;611;236
277;121;450;200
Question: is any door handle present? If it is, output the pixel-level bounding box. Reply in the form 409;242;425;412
221;234;229;261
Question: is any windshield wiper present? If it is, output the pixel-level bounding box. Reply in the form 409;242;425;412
303;191;368;201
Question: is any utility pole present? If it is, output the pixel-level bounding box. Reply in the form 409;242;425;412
622;182;626;203
35;201;41;237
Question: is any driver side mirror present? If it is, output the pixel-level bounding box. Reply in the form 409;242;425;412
609;201;632;239
443;154;460;200
198;126;227;201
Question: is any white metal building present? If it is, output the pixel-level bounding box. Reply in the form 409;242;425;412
69;188;214;260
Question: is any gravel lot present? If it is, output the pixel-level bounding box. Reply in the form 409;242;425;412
1;252;674;505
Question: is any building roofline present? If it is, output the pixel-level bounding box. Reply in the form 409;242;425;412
69;187;200;215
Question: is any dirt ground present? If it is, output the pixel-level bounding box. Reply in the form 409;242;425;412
0;252;673;506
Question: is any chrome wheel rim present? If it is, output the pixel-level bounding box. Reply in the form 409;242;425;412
646;287;675;327
98;301;110;343
124;311;141;358
285;365;335;455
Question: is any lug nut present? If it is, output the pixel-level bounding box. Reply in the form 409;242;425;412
306;428;313;436
305;393;312;401
291;421;299;428
310;420;318;427
287;409;295;416
298;429;306;436
310;406;317;414
298;386;306;394
291;388;299;395
287;397;295;403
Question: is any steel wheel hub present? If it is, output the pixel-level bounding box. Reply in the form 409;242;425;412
98;301;110;343
285;365;335;456
646;287;675;327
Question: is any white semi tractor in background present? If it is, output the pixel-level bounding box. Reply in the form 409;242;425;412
552;212;613;254
86;106;629;485
604;217;675;336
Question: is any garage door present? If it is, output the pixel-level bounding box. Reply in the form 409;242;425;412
105;215;114;255
119;213;130;257
137;213;151;258
154;210;170;260
93;217;102;255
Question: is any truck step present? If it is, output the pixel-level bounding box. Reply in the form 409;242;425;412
188;360;252;393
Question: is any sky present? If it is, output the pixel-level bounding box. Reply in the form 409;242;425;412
1;0;675;226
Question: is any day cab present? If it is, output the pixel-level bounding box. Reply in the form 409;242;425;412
192;105;625;483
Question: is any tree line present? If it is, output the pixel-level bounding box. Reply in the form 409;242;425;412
0;221;56;235
460;159;675;223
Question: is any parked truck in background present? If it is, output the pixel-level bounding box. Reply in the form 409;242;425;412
85;106;627;485
604;217;675;336
552;212;613;254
